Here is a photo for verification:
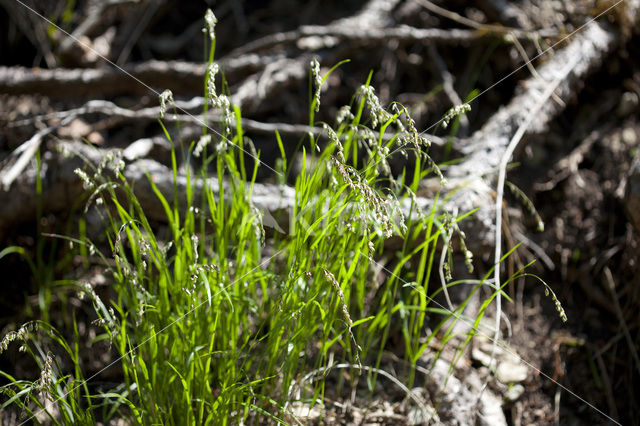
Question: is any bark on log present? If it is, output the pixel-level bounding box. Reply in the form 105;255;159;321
429;21;621;249
6;98;448;147
0;60;206;98
0;17;634;255
0;140;296;241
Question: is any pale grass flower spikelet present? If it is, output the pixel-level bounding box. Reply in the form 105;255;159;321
78;282;98;302
159;89;174;118
0;322;38;353
194;134;212;157
395;103;433;154
423;153;447;186
386;191;408;234
98;149;125;176
216;135;229;153
35;352;56;400
323;269;361;366
336;105;354;125
323;123;344;162
311;58;322;112
441;213;455;281
505;181;545;232
137;234;152;267
357;84;392;129
191;234;199;263
207;63;219;100
441;103;471;129
544;286;567;322
329;157;397;238
456;232;474;273
407;190;426;221
215;94;232;135
250;205;266;246
74;168;94;189
204;9;217;41
207;63;232;134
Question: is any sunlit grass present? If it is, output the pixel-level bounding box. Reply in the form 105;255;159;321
0;11;534;425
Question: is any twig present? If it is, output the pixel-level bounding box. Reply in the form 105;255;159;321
7;98;449;145
553;388;561;426
442;21;617;253
487;65;573;401
116;1;163;65
57;0;137;62
575;265;617;314
533;127;607;191
476;0;532;29
285;362;433;422
511;229;555;271
231;0;401;55
0;60;206;97
0;114;77;190
0;0;57;67
590;343;620;420
412;0;557;38
427;44;469;135
603;266;640;377
509;34;564;107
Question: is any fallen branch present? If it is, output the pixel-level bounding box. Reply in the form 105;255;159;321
6;97;448;153
438;21;620;248
0;140;295;239
0;21;625;255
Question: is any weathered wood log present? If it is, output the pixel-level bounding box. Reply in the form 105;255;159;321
429;21;622;250
0;60;205;98
0;20;630;255
0;140;295;236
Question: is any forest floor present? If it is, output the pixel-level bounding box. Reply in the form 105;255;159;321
1;1;639;425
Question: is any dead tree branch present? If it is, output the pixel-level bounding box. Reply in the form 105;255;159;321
1;2;637;257
437;21;621;247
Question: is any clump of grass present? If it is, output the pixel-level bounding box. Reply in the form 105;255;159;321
0;320;98;425
0;9;561;425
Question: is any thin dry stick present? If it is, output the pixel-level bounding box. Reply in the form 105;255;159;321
591;342;620;419
412;0;557;38
12;0;282;179
0;114;77;190
603;266;640;377
553;387;561;426
438;231;455;311
509;33;565;107
511;229;555;271
7;98;447;144
488;59;577;399
285;363;433;421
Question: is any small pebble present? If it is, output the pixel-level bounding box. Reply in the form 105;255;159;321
504;384;525;402
617;91;639;117
496;361;528;383
622;127;637;145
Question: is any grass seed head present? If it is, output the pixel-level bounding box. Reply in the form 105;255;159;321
204;9;217;41
442;103;471;129
311;58;322;112
159;89;174;118
194;134;212;157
